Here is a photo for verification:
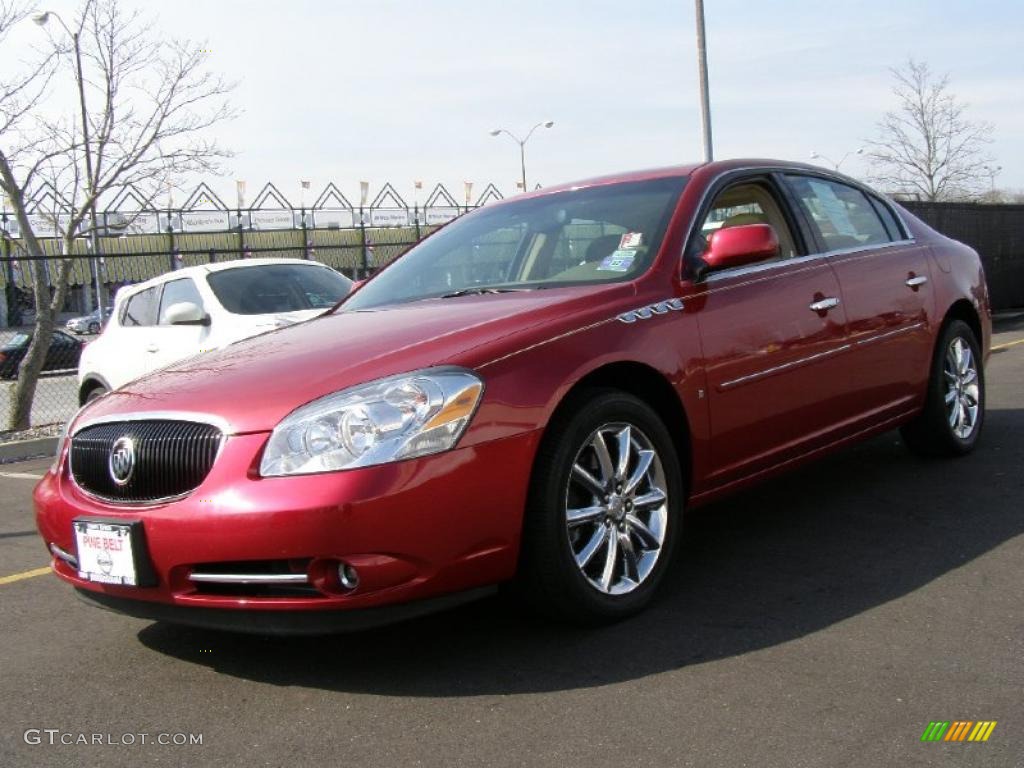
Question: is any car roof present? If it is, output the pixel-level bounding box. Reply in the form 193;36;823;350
492;158;866;203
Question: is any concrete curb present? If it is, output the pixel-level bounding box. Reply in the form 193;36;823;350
0;436;58;464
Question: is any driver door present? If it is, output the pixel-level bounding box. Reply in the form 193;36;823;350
693;175;852;486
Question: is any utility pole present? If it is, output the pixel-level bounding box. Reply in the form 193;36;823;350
694;0;714;162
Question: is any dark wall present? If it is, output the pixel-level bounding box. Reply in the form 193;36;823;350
903;201;1024;311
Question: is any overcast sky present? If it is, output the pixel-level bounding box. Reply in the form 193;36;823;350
9;0;1024;205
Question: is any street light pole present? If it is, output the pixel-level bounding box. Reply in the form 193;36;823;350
810;148;864;172
34;11;104;322
489;120;554;191
694;0;713;162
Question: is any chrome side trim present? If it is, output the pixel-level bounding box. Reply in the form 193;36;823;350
853;322;925;348
705;239;917;284
71;410;236;437
618;298;684;323
719;344;853;391
189;572;310;585
49;542;78;569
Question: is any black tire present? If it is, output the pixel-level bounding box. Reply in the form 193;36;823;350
901;319;985;457
517;388;684;623
83;384;108;404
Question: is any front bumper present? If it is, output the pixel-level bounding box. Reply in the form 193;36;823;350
35;429;540;633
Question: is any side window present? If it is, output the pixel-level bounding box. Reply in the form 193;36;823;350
120;287;160;327
869;196;906;241
158;278;204;324
785;176;892;251
697;181;799;261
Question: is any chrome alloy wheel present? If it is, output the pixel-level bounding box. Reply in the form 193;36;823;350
944;336;980;440
564;422;669;595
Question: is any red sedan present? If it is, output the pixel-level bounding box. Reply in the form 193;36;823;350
34;160;990;633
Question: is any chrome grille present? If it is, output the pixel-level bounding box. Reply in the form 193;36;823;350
70;420;222;503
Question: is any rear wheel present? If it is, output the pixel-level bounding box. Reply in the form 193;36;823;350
518;389;683;623
901;319;984;456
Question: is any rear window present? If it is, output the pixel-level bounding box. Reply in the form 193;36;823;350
206;264;352;315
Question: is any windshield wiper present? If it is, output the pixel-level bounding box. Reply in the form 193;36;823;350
439;286;528;298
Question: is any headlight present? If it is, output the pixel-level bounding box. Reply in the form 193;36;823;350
259;368;484;477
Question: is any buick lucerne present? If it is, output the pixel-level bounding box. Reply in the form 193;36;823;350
35;160;990;633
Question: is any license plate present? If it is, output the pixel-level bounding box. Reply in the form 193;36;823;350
73;520;139;586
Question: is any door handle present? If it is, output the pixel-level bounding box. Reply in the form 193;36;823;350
809;297;840;312
905;275;928;288
145;344;159;353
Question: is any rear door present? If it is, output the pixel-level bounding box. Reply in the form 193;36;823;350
115;285;161;385
691;174;852;485
782;174;934;424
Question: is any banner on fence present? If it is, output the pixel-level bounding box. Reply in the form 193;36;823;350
369;209;410;228
251;210;295;230
181;211;230;232
425;207;460;225
312;209;355;229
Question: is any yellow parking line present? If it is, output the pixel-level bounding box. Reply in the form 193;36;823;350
992;338;1024;352
0;566;51;585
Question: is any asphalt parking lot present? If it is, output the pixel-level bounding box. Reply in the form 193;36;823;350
1;321;1022;767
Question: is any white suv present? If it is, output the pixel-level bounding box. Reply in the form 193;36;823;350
78;258;352;403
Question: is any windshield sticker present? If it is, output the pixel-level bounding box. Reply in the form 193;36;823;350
619;232;644;249
597;250;636;272
808;180;858;237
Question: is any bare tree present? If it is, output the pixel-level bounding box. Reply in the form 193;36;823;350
0;0;234;430
865;60;995;202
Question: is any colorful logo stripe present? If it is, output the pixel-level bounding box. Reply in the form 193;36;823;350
921;721;996;742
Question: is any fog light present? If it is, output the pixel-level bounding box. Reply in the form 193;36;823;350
338;563;359;590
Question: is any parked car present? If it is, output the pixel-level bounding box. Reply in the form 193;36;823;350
76;258;352;403
36;160;990;634
1;330;84;380
66;307;114;335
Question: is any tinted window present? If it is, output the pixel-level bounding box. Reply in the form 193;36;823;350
120;286;160;327
159;278;204;324
785;176;891;251
345;177;687;310
206;264;352;315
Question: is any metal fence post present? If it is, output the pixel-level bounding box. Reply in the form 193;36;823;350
167;209;177;272
301;206;310;259
236;207;244;261
359;206;368;278
414;203;421;241
2;215;14;327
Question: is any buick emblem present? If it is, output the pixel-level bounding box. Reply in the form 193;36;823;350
109;436;136;486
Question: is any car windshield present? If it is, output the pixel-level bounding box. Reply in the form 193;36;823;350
206;263;352;315
343;176;687;311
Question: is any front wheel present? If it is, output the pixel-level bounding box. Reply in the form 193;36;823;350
901;319;985;456
88;322;100;334
518;389;683;623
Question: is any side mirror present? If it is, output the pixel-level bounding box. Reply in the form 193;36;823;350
163;301;210;326
702;223;780;271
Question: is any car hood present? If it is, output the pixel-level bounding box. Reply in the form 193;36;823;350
78;286;625;433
